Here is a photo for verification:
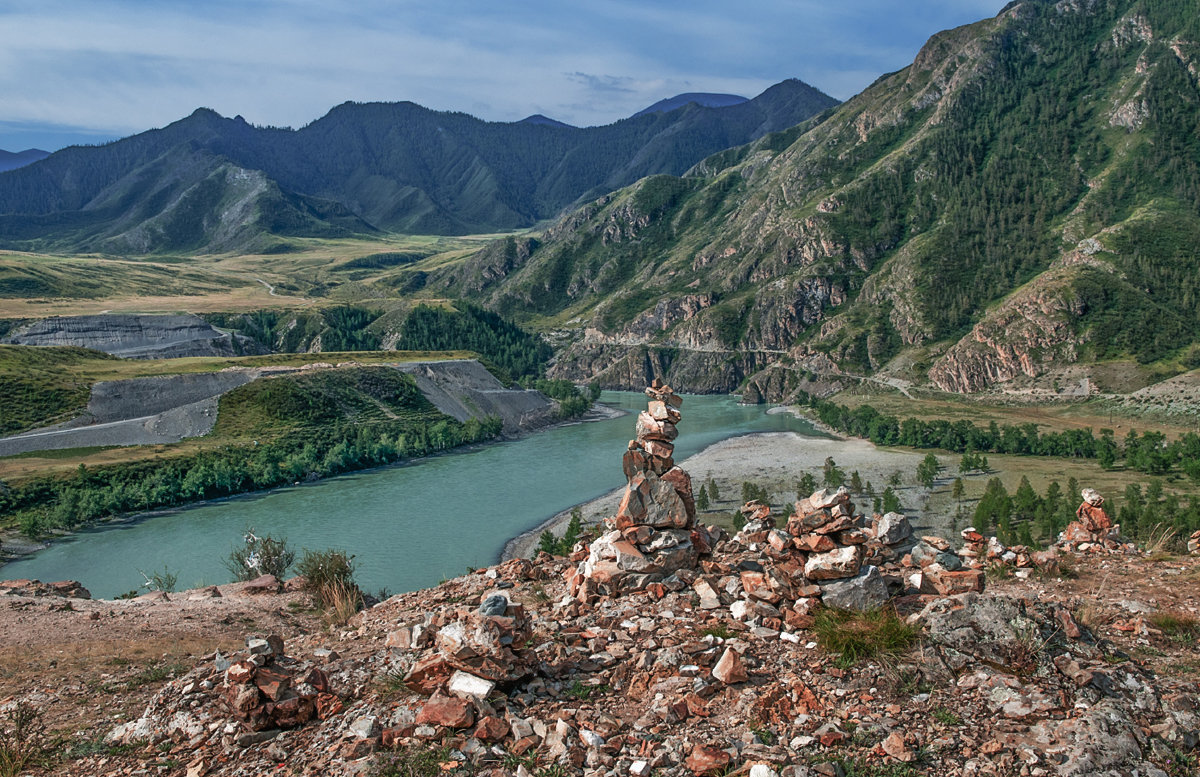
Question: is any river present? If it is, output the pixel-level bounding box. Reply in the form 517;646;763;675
1;392;823;598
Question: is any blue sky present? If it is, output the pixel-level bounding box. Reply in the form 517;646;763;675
0;0;1008;152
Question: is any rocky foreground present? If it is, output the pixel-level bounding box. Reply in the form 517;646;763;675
2;385;1195;777
2;534;1194;777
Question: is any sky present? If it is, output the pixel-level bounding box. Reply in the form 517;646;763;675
0;0;1009;152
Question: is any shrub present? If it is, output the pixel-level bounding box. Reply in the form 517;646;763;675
0;702;47;777
296;548;360;613
138;565;178;593
225;529;295;581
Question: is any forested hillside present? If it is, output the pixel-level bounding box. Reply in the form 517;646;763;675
431;0;1200;396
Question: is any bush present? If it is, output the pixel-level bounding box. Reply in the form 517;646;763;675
138;565;178;593
226;529;295;582
296;548;360;613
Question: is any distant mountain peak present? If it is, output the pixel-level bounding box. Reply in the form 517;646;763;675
632;92;749;118
517;114;575;129
0;147;50;173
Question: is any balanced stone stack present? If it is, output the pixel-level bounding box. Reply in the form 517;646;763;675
727;486;890;612
902;534;985;595
570;380;707;599
785;487;888;610
1059;488;1123;550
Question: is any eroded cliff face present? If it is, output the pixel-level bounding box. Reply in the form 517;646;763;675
928;268;1092;393
547;341;773;395
2;314;266;359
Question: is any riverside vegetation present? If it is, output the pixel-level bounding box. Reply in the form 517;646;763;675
0;301;597;541
802;391;1200;549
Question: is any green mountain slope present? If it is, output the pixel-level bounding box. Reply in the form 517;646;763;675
0;80;836;253
431;0;1200;396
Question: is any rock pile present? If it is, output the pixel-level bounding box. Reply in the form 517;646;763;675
569;381;711;599
109;634;345;747
1059;488;1125;549
395;590;535;695
0;578;91;598
90;547;1200;777
687;484;999;623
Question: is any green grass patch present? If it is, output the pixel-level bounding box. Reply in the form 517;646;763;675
1147;611;1200;644
813;607;920;669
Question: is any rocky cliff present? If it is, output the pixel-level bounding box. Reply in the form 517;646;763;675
2;313;267;359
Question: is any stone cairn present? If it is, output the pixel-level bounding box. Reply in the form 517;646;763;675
714;486;989;620
567;380;710;600
952;488;1138;581
1060;488;1119;547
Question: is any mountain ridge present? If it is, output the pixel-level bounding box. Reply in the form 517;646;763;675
632;91;749;116
429;0;1200;396
0;80;837;253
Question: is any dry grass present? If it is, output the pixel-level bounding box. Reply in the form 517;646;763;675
319;580;364;627
1147;611;1200;643
0;234;494;317
1142;524;1179;556
1073;601;1105;630
832;386;1198;439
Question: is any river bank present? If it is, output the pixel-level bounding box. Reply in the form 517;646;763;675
0;401;627;576
503;427;939;561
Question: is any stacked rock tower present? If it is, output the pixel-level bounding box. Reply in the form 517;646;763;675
570;380;707;598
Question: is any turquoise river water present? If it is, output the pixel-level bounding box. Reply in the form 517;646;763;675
1;392;822;598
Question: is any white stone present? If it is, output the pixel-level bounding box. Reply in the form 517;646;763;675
448;670;495;700
631;760;651;776
750;765;780;777
346;715;379;739
580;729;605;748
730;600;751;620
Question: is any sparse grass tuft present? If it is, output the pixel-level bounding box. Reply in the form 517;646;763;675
0;702;48;777
1147;611;1200;644
984;562;1013;582
701;623;733;640
813;607;920;669
932;707;962;726
372;744;472;777
563;680;608;700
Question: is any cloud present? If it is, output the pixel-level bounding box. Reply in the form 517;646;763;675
0;0;1012;150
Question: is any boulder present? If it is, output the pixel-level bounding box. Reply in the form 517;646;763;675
818;566;889;612
874;512;912;545
803;545;863;581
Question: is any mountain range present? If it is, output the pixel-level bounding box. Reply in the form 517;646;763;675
0;148;49;173
0;81;836;253
428;0;1200;395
